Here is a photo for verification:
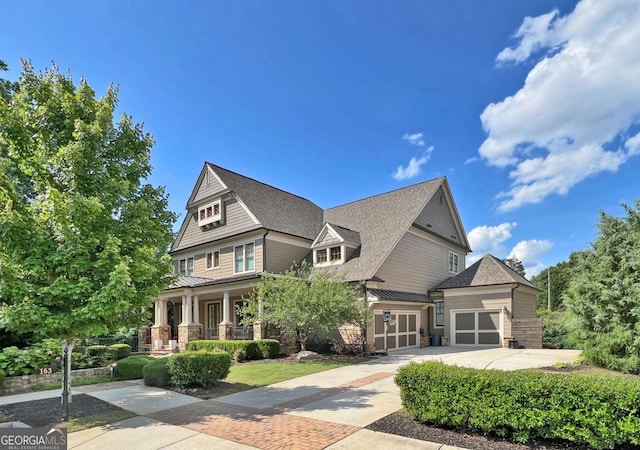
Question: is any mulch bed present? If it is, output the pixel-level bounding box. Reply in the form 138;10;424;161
0;394;126;428
366;411;594;450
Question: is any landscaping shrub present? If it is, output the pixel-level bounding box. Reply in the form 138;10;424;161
186;340;279;360
257;340;280;359
108;343;132;360
86;345;109;357
167;351;231;387
143;358;171;387
0;339;63;376
395;361;640;449
115;355;155;380
0;370;4;388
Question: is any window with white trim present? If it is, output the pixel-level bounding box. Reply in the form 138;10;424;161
178;257;194;276
434;301;445;327
316;248;327;263
198;200;221;226
206;250;220;270
234;243;255;273
448;252;459;273
330;246;341;261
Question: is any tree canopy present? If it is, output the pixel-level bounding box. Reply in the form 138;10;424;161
503;257;526;277
564;203;640;373
0;60;176;340
243;262;369;351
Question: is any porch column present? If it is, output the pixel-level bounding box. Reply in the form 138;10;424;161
253;296;265;340
178;292;202;350
193;295;200;325
151;298;171;348
219;291;234;340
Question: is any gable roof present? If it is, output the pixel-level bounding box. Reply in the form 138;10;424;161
324;177;451;282
312;223;361;248
433;254;539;290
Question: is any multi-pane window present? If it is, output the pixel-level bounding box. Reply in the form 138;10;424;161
330;246;342;261
448;252;459;273
198;200;221;226
178;257;194;276
206;250;220;270
234;243;255;273
434;301;445;327
316;248;327;263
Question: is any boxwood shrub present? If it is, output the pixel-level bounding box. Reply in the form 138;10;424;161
86;345;109;357
143;357;171;387
115;355;155;380
186;340;279;360
167;351;231;387
108;344;132;360
395;361;640;449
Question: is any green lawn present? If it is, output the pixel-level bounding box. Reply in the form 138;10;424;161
227;358;365;386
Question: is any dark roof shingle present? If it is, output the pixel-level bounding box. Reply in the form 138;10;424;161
208;163;324;240
433;254;539;290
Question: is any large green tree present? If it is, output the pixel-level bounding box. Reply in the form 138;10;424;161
564;203;640;373
243;262;370;352
503;257;526;278
0;60;176;342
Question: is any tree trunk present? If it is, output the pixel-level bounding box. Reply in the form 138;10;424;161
300;337;307;352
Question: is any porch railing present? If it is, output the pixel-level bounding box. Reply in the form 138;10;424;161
204;328;219;340
234;326;253;340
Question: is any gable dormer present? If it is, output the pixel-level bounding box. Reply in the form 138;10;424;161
311;223;360;266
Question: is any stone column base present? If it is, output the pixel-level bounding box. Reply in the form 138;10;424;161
218;322;234;341
151;325;170;350
252;321;265;340
279;331;297;355
178;324;203;351
420;336;430;347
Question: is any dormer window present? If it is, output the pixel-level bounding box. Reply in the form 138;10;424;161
198;200;222;226
314;245;344;266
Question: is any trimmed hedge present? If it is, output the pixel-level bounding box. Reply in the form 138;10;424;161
86;345;109;357
167;351;231;387
395;361;640;449
186;340;280;360
143;358;171;387
108;344;132;360
115;355;155;380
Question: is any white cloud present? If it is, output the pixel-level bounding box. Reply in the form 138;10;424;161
392;144;434;181
479;0;640;211
508;239;554;276
402;133;425;147
466;222;516;265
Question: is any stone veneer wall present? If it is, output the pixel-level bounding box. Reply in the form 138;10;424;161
1;367;111;395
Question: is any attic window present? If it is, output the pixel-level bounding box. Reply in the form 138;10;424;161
314;246;344;266
316;249;327;263
330;246;341;261
198;200;221;226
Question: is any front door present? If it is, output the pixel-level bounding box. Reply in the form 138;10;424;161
206;302;222;339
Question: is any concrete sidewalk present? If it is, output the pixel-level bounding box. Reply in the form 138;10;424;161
1;347;581;449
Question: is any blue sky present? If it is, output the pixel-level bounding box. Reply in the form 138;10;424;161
3;0;640;276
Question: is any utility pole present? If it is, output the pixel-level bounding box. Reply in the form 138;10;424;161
547;267;551;311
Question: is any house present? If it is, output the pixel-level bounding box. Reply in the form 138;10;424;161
146;162;541;352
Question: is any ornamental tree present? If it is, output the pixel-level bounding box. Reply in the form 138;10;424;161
243;261;370;352
0;59;176;343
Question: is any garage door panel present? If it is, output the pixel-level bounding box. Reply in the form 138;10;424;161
399;315;407;332
478;333;500;345
457;313;475;330
409;334;417;346
456;333;475;345
409;315;416;332
479;312;499;331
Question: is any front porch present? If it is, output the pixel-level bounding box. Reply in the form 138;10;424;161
147;276;267;351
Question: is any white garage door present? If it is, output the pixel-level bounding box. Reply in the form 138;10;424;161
374;312;419;351
452;310;502;346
